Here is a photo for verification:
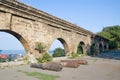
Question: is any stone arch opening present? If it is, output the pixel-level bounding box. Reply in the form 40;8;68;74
0;30;29;53
49;38;69;56
104;43;108;51
77;41;85;54
90;43;96;55
104;44;107;51
99;43;103;52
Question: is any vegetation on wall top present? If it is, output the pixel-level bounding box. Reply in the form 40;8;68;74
97;25;120;49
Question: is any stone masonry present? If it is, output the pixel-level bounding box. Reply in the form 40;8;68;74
0;0;109;58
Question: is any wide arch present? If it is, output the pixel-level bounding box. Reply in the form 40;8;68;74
0;30;29;52
49;38;69;56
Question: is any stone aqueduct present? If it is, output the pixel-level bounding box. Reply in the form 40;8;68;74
0;0;109;57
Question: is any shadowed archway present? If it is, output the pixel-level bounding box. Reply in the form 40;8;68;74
77;41;85;54
99;43;103;52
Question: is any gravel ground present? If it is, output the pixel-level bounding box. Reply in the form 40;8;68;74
0;50;120;80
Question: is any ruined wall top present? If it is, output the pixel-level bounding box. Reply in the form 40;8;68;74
0;0;93;35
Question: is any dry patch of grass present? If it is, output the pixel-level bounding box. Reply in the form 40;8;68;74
17;70;59;80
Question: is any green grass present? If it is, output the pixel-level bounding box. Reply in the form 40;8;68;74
17;70;59;80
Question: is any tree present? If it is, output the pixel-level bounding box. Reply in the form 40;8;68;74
97;25;120;49
52;48;65;57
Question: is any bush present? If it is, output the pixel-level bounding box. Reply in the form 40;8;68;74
23;55;29;63
71;52;79;58
36;57;43;63
36;53;52;63
52;48;65;57
35;43;46;53
42;53;52;62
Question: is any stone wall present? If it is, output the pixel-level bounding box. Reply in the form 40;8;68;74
0;0;109;59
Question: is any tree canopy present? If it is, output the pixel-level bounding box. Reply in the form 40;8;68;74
52;48;65;57
97;25;120;49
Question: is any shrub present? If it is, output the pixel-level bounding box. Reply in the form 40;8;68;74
23;55;29;63
35;43;46;53
71;52;79;58
52;48;65;57
36;53;52;63
42;53;52;62
36;57;43;63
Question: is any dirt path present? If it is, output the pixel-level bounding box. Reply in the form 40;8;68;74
0;56;120;80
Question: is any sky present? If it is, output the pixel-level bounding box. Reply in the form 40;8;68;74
0;0;120;50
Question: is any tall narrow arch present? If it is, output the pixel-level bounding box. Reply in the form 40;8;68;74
99;43;103;52
104;43;108;51
77;41;85;54
0;30;29;52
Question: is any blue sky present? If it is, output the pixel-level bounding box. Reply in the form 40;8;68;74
19;0;120;32
0;0;120;50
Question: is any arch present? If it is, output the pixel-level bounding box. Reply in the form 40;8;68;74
99;43;103;52
104;44;107;51
77;41;85;54
0;30;29;52
104;43;108;51
90;43;95;55
49;38;69;56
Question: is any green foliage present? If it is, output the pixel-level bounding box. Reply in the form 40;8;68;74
52;48;65;57
90;44;98;56
71;52;79;58
18;70;59;80
23;56;28;61
36;53;52;63
77;43;83;54
0;58;8;62
35;43;52;63
36;57;42;63
97;25;120;49
98;31;111;40
35;43;46;53
109;41;118;49
42;53;52;62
